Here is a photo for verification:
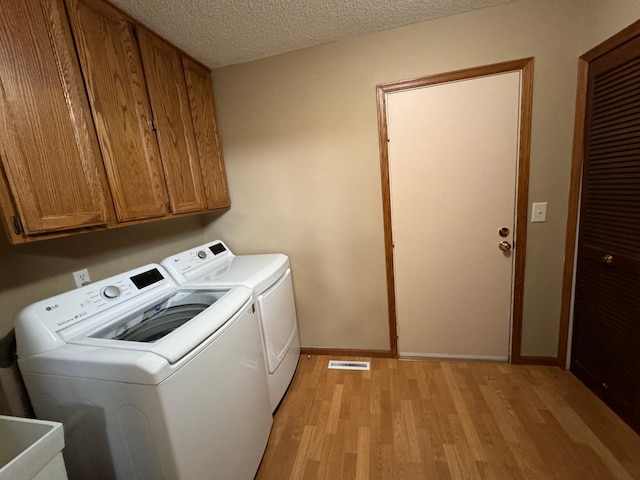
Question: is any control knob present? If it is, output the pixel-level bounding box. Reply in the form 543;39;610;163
197;250;207;259
101;285;121;300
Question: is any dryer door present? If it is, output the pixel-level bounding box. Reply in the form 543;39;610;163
257;268;298;374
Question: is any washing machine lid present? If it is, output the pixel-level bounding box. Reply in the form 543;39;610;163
89;289;228;342
67;286;251;364
16;263;251;364
161;241;289;294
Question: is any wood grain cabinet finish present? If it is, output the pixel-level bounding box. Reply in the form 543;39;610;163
0;0;230;243
65;0;169;222
137;28;208;214
0;0;111;237
183;58;230;209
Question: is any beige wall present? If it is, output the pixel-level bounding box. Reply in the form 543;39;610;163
208;0;587;355
0;217;206;340
582;0;640;51
4;0;636;360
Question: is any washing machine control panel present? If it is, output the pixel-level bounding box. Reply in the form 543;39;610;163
32;265;172;333
101;285;121;300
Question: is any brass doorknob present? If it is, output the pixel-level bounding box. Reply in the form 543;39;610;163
499;241;512;251
602;254;613;264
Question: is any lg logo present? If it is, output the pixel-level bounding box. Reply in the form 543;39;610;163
45;304;59;311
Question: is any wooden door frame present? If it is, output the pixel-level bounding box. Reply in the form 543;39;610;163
376;58;534;361
557;20;640;369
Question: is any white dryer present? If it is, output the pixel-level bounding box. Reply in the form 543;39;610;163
162;241;300;411
15;264;272;480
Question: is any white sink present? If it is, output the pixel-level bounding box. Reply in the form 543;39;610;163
0;415;68;480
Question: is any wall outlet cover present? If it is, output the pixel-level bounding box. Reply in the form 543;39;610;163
73;268;91;288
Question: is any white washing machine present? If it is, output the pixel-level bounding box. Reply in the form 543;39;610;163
15;264;272;480
162;241;300;412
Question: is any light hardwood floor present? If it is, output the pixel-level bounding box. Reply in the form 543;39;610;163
256;355;640;480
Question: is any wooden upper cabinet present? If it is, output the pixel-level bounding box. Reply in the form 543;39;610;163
0;0;110;236
137;29;208;214
0;0;230;243
65;0;168;221
183;58;230;209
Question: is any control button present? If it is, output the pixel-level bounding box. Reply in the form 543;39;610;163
101;285;121;300
197;250;207;259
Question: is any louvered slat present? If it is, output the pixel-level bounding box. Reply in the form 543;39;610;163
572;33;640;432
582;51;640;258
573;260;639;409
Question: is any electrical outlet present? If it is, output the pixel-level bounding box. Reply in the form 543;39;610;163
73;268;91;288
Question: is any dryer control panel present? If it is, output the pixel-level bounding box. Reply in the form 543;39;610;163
162;241;234;281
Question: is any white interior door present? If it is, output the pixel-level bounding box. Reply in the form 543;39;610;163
388;71;521;361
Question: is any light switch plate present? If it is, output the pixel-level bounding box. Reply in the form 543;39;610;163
531;202;548;223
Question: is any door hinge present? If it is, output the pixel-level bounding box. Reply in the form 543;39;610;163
150;118;157;131
11;214;23;235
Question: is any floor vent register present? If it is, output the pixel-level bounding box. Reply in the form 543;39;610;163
327;360;370;371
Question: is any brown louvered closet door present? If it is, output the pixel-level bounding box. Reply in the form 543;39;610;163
571;34;640;434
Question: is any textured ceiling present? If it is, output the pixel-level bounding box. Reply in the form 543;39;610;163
110;0;512;68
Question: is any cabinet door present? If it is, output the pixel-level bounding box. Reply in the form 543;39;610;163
183;58;230;209
0;0;110;235
137;29;207;214
65;0;168;221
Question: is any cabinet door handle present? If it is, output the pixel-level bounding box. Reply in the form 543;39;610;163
11;214;23;235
